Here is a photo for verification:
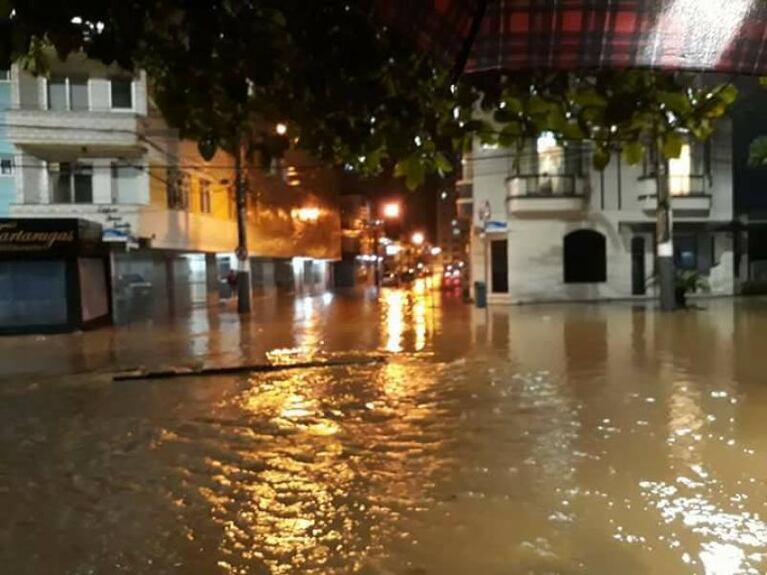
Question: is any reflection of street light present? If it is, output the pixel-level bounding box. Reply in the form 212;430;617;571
411;231;425;246
382;202;401;220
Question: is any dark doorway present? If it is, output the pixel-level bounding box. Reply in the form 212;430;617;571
563;229;607;283
490;239;509;293
631;236;646;295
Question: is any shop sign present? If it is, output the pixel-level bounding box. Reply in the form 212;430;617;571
0;220;76;252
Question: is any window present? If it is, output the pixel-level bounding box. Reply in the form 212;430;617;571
0;69;9;81
642;139;708;189
166;168;189;209
200;180;211;214
533;132;581;195
47;77;68;111
675;235;698;271
49;162;93;203
110;78;133;109
564;229;607;283
111;162;141;204
0;156;14;176
47;76;89;111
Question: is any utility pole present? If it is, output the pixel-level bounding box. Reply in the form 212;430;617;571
234;133;251;314
656;136;676;311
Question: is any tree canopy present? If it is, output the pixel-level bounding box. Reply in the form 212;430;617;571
1;1;739;189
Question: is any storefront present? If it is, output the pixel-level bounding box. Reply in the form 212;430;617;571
0;218;111;334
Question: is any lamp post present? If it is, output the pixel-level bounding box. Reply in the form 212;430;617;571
373;201;402;288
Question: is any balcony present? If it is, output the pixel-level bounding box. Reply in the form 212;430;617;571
639;176;711;216
6;108;144;151
506;174;587;215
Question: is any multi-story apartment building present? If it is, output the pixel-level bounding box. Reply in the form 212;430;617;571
0;67;15;215
4;54;341;323
464;124;734;304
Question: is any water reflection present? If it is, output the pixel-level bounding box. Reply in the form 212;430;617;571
381;281;441;354
187;359;452;575
3;299;767;574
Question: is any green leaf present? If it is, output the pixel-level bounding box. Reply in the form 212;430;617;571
658;91;691;115
760;76;767;89
501;96;523;114
527;95;553;117
691;120;713;142
493;108;519;124
395;155;426;190
434;152;453;176
749;136;767;167
662;133;684;159
571;88;607;109
622;141;644;165
497;127;523;149
717;84;738;106
561;122;585;141
592;146;611;170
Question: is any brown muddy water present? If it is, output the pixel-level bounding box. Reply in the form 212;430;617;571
1;286;766;574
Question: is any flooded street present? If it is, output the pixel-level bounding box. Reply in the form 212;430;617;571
2;287;767;574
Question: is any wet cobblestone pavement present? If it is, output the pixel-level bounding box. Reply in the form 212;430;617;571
2;287;767;574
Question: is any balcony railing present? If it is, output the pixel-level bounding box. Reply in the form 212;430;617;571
507;174;584;197
6;108;143;149
507;174;586;214
638;175;712;215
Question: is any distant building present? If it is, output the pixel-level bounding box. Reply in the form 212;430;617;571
0;68;15;215
436;183;470;266
464;125;735;304
3;54;341;323
334;194;376;288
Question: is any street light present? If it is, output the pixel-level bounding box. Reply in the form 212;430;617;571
275;122;288;136
411;231;425;246
382;202;401;220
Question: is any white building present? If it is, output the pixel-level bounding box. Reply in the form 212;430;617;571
5;54;341;322
465;124;734;304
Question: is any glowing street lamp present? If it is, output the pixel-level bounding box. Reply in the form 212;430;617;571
293;206;320;222
382;202;401;220
275;122;288;136
411;231;425;246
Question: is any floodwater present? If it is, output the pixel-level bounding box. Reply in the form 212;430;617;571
1;285;767;575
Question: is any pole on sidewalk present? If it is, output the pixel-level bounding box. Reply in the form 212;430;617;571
373;225;381;289
656;136;676;311
234;134;252;314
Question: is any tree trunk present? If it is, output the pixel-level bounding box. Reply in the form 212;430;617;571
234;135;251;314
656;137;676;311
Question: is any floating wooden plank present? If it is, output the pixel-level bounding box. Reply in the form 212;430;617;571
113;356;387;382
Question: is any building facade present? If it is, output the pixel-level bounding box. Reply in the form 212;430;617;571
465;125;734;304
0;68;16;215
5;55;341;322
334;194;378;288
436;183;470;266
